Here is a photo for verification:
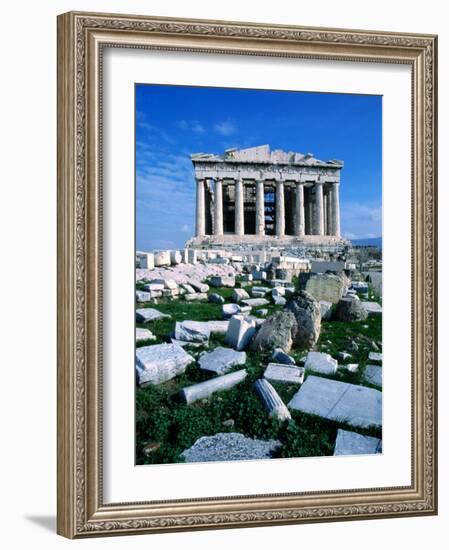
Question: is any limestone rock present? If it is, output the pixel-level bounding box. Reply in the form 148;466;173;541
143;283;165;292
305;273;348;303
184;292;208;302
334;297;368;322
264;363;305;384
273;296;287;306
153;250;171;267
304;351;338;375
254;379;291;421
136;343;194;385
319;300;333;320
207;320;229;335
136;308;171;323
180;283;196;294
190;280;210;293
199;347;246;375
333;429;382;456
136;327;156;342
250;310;297;353
271;348;296;365
285;291;321;349
288;376;382;429
241;298;270;308
232;288;250;303
361;301;382;316
222;303;241;318
136;290;152;303
174;321;210;343
224;315;256;351
181;432;281;462
209;275;235;288
209;293;225;304
179;369;247;404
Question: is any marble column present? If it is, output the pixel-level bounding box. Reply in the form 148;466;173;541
323;190;328;235
255;179;265;235
213;178;223;236
275;180;285;237
235;178;245;235
314;181;325;236
195;177;206;237
294;182;305;237
330;182;341;237
308;191;314;235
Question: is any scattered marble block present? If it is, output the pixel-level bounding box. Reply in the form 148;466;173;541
136;290;152;303
209;275;235;288
288;376;382;429
270;279;294;288
273;296;287;306
207;320;230;335
368;352;383;364
232;288;250;303
340;363;359;373
272;348;296;365
143;283;165;292
136;252;154;270
264;363;305;385
363;365;382;387
199;347;246;375
136;343;194;385
136;327;156;342
252;271;267;281
181;432;281;463
209;293;225;304
254;379;291;421
222;303;241;318
304;351;338;375
272;287;286;298
225;315;257;351
170;250;182;265
361;301;383;316
184;293;208;302
256;308;269;317
333;429;382;456
180;283;196;294
136;308;171;323
153;250;171;267
179;369;247;404
186;249;198;264
190;280;210;293
251;287;270;298
241;298;270;308
175;321;210;343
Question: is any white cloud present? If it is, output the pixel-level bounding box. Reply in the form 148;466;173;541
214;120;237;136
340;202;382;240
177;120;205;134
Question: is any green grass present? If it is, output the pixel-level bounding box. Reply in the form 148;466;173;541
135;280;382;464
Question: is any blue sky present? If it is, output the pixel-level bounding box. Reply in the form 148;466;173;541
136;84;382;250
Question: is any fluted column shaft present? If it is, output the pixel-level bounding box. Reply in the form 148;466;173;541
214;178;223;235
195;177;206;237
255;180;265;235
331;182;341;237
294;182;305;237
275;180;285;237
314;181;325;236
235;178;245;235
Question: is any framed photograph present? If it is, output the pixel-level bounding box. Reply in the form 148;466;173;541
57;11;438;538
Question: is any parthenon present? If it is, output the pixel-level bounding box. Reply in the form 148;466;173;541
188;145;344;248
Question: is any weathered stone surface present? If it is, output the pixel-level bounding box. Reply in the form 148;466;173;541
209;293;225;304
305;273;348;304
232;288;250;303
334;297;368;322
153;250;171;267
136;327;156;342
175;321;210;343
270;279;293;288
222;303;241;318
207;320;229;335
340;363;359;373
209;275;236;288
241;298;270;308
181;432;281;462
288;376;382;429
275;268;293;281
272;348;296;365
136;308;171;323
361;301;382;316
184;292;208;302
333;429;381;456
251;286;270;297
285;291;321;349
136;252;154;270
225;315;256;351
271;287;286;298
304;351;338;375
250;310;297;353
252;271;267;281
136;343;194;385
170;250;182;264
199;347;246;374
254;379;291;421
136;290;152;303
337;351;352;362
179;369;247;404
368;352;383;364
319;300;333;320
363;365;382;387
143;282;164;292
190;280;209;293
256;308;269;317
181;283;196;294
264;363;305;384
273;296;287;306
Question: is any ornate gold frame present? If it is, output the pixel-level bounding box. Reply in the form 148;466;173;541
57;11;438;538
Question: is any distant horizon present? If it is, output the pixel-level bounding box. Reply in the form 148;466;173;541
136;85;382;251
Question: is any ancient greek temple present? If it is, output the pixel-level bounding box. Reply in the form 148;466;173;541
189;145;343;247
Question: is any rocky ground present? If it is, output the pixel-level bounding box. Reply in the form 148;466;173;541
135;261;382;465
